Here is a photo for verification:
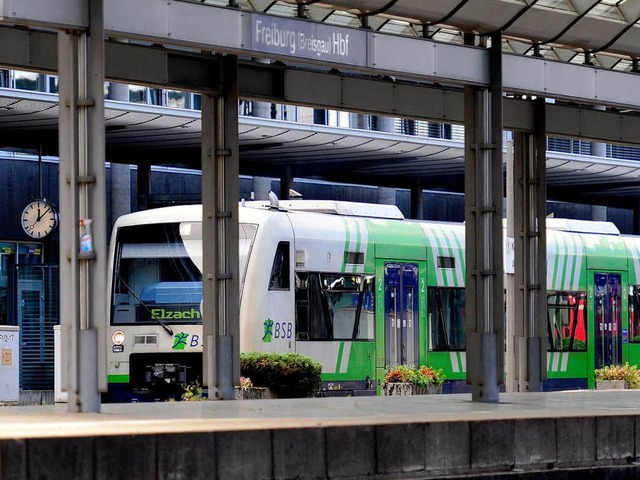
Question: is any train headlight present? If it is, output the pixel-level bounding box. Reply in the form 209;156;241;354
112;330;126;345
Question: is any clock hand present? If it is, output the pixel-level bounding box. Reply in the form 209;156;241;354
32;207;52;227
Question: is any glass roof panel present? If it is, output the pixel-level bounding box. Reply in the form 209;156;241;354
323;10;360;28
537;0;577;13
376;19;417;36
430;28;463;44
589;4;625;20
613;59;632;71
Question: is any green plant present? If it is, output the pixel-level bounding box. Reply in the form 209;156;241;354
240;352;322;398
595;362;640;389
384;364;446;387
181;381;205;401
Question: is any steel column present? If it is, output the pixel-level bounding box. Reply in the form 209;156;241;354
58;0;106;413
464;32;504;403
513;98;547;392
201;55;240;400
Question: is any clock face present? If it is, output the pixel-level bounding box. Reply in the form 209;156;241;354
21;200;58;239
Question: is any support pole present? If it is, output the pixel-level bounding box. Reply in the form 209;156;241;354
464;32;504;403
58;0;107;413
505;140;517;392
513;98;547;392
201;55;240;400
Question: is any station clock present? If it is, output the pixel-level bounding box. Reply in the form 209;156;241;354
21;199;59;239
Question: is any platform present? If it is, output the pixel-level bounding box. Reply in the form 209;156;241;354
4;390;640;479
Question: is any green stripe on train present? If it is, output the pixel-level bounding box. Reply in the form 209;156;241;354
108;374;129;384
321;342;376;382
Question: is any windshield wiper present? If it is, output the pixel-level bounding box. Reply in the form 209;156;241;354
117;276;174;336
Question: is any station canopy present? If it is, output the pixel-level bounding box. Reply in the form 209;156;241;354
2;0;640;208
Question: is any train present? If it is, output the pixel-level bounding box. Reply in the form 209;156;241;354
104;198;640;402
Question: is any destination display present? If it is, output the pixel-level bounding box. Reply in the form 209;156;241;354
251;13;367;66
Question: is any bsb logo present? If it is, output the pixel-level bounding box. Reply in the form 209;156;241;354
172;332;200;350
261;318;293;343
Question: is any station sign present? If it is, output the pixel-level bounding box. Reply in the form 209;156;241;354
251;13;367;67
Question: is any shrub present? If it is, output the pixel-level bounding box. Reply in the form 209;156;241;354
384;364;446;387
240;352;322;398
595;362;640;389
181;381;205;401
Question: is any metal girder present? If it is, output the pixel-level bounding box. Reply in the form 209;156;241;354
3;3;640;110
464;31;504;403
201;55;240;400
57;0;106;414
512;99;547;393
3;26;640;145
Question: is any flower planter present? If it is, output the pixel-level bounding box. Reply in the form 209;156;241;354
382;383;442;396
234;386;275;400
596;379;628;390
382;382;413;396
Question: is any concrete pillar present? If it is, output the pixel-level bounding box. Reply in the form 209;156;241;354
248;63;273;203
375;117;397;207
110;164;131;224
251;58;272;119
107;82;128;101
136;164;151;211
464;31;504;403
251;99;271;119
252;176;271;201
280;166;294;201
375;115;396;134
350;113;369;130
201;55;240;400
57;0;107;413
591;107;607;157
410;180;424;220
377;187;396;206
591;205;607;222
634;200;640;235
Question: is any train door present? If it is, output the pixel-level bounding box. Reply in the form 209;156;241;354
384;262;419;368
593;272;623;369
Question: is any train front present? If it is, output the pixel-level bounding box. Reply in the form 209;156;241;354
105;207;206;402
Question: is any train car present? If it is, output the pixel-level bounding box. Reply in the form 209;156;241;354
104;199;639;402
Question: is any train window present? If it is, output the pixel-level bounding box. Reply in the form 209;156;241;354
344;251;364;265
295;272;374;341
547;292;587;351
269;242;290;290
428;287;466;351
111;223;203;325
629;286;640;343
437;256;455;269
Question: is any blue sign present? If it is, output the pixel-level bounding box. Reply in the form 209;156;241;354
623;328;629;344
251;14;367;66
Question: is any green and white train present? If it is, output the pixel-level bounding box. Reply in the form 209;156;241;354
105;199;640;401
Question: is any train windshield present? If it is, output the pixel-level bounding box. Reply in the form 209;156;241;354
111;221;258;325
